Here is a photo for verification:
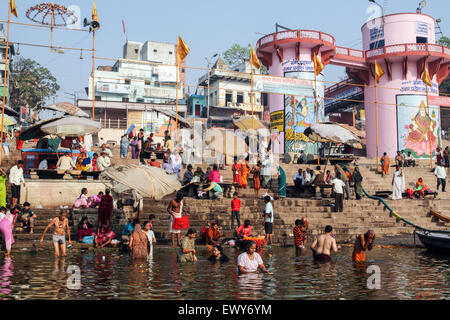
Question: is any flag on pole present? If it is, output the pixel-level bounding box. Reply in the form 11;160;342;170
421;66;432;87
176;36;190;62
10;0;18;17
313;53;324;76
92;0;99;23
250;46;261;69
122;19;126;34
374;60;385;84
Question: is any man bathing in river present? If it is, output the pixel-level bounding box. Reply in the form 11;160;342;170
167;192;188;247
40;209;72;257
352;230;376;263
310;225;340;262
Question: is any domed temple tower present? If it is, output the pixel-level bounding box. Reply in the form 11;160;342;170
256;12;450;158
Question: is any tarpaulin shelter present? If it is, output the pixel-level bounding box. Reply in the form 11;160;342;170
100;165;182;204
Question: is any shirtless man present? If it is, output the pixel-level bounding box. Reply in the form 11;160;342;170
40;209;72;257
352;230;376;263
310;225;340;262
167;192;188;247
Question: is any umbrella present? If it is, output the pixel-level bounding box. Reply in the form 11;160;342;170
2;115;17;127
303;122;363;149
205;129;248;157
100;164;182;201
41;116;101;137
17;116;64;141
233;116;267;131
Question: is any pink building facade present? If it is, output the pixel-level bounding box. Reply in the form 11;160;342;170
256;13;450;158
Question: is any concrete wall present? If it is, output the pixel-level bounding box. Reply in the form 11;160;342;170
21;180;107;208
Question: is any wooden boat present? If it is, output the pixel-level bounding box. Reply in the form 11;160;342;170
415;229;450;253
429;210;450;223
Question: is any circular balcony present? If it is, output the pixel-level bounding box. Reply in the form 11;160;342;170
256;29;336;52
365;43;450;62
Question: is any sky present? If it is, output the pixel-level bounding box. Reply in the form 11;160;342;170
4;0;450;104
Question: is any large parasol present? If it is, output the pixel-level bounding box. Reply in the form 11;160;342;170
303;122;364;149
232;116;267;131
205;129;248;157
40;116;101;137
100;165;182;201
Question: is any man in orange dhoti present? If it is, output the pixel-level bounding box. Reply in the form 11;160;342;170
381;152;390;176
352;230;376;263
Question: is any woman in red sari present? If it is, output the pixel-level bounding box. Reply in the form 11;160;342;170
232;158;242;187
251;161;261;198
240;160;250;189
98;189;113;226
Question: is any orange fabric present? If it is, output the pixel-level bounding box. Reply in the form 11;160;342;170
352;251;366;263
240;161;250;188
381;155;390;174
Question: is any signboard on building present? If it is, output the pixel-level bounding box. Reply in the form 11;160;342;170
96;82;132;94
416;22;428;36
156;65;177;82
253;74;313;96
281;60;314;73
270;110;284;131
369;26;384;41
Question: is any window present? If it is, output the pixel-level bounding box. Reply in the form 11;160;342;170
181;69;185;73
124;79;131;84
169;51;173;55
137;98;144;103
145;80;151;86
225;91;232;105
134;49;139;54
95;96;102;101
237;92;244;104
416;36;428;44
122;97;130;102
369;40;385;50
153;49;157;53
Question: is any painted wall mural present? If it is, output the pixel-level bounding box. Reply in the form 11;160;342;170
396;94;441;159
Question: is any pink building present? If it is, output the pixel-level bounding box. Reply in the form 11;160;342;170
256;12;450;158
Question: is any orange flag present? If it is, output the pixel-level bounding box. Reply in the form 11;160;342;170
374;60;385;84
10;0;18;17
313;53;324;76
250;46;261;69
176;36;190;63
421;66;432;87
92;0;99;23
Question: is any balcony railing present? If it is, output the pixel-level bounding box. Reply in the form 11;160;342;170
366;43;450;59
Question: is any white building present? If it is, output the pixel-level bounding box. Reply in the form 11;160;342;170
198;57;264;128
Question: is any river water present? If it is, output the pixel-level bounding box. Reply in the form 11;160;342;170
0;246;448;300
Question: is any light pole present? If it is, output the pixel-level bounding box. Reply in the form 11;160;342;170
205;53;218;120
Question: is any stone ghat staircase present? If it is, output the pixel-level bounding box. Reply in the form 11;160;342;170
143;196;449;244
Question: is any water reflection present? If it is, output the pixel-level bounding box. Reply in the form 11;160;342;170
0;257;13;297
0;247;448;300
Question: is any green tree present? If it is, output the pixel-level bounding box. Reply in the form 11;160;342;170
437;36;450;48
222;43;268;74
438;37;450;94
9;58;60;110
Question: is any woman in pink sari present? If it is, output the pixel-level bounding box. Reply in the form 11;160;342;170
94;224;116;248
0;208;18;257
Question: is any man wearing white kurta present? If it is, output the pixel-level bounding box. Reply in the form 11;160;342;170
392;166;405;200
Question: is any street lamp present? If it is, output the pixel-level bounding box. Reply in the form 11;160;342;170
205;53;218;120
417;0;426;13
368;0;385;23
